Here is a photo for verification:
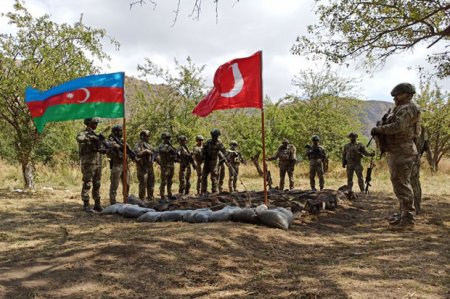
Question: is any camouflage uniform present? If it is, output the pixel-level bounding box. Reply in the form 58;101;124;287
411;126;431;213
157;133;178;199
134;131;156;202
177;136;196;195
226;142;244;192
201;129;227;194
76;119;104;211
306;136;327;191
107;126;130;204
342;133;374;192
371;83;421;226
218;159;226;192
192;135;204;194
268;139;297;190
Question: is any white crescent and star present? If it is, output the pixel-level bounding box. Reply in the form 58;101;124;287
220;63;244;98
66;88;91;103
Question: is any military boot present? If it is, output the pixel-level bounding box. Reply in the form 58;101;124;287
388;213;401;225
398;211;415;227
93;199;103;212
82;201;94;213
109;198;117;205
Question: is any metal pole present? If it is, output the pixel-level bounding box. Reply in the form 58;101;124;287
259;51;268;206
122;116;128;203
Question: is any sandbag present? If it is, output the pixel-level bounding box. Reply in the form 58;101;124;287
120;204;154;218
127;194;148;207
256;207;294;230
159;210;191;222
185;208;212;223
209;206;242;222
101;203;124;215
231;208;259;224
136;211;162;222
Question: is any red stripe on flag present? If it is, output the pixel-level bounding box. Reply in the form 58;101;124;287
26;87;124;118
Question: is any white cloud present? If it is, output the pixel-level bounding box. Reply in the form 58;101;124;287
0;0;448;101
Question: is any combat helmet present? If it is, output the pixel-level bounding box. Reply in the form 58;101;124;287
140;130;150;138
112;124;123;132
161;132;171;140
210;128;221;137
282;138;289;144
230;140;238;146
311;135;320;142
178;135;187;141
196;135;204;141
347;132;358;138
84;118;100;125
391;83;416;96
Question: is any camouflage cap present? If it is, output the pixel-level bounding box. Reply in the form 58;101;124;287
311;135;320;142
161;132;171;139
84;118;100;125
178;135;187;141
112;124;123;132
196;135;204;141
391;83;416;96
230;140;238;146
211;128;221;136
348;132;358;138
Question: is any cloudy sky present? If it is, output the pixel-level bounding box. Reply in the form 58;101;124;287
1;0;448;101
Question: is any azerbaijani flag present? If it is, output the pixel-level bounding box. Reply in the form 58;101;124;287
25;72;125;133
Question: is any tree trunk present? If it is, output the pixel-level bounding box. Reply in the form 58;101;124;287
251;152;263;177
21;158;34;189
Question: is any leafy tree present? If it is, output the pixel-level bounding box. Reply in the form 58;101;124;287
0;1;117;188
291;1;450;78
416;83;450;171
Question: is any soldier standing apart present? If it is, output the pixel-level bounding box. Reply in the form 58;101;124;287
107;125;130;204
134;130;156;202
371;83;421;227
177;135;196;195
342;132;375;192
227;141;245;192
157;132;178;200
201;129;227;194
411;126;432;214
76;118;105;212
192;135;204;195
267;139;297;190
306;135;327;191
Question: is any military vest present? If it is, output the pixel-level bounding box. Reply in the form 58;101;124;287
135;140;155;168
76;129;102;165
158;143;177;166
203;139;225;162
344;143;365;164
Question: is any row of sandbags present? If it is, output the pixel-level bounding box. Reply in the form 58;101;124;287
101;203;294;230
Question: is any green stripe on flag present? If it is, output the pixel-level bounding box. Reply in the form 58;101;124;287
33;102;124;133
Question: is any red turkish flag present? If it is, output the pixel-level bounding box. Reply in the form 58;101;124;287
193;51;262;117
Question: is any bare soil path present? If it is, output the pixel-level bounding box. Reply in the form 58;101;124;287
0;190;449;298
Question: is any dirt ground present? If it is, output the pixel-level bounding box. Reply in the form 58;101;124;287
0;188;449;299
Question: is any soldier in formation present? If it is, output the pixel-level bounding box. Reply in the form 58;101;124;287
371;83;421;227
411;125;432;214
157;132;179;200
342;132;374;192
192;135;204;195
76;118;105;212
201;129;227;194
306;135;327;191
226;140;245;192
134;130;156;202
177;135;196;195
107;125;130;204
267;139;297;190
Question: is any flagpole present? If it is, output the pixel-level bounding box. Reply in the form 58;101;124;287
122;77;128;203
260;51;268;206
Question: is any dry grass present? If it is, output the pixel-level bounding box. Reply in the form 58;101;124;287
0;159;449;298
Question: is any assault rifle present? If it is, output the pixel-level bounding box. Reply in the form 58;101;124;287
166;141;181;162
264;162;274;190
90;130;111;153
365;155;375;194
181;145;197;168
110;134;137;162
